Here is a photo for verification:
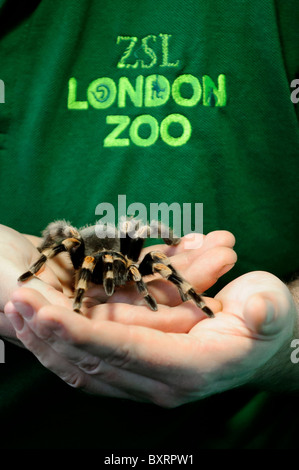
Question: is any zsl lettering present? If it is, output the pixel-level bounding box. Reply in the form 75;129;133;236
116;34;179;69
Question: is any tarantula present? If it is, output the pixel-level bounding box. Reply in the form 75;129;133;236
18;219;214;317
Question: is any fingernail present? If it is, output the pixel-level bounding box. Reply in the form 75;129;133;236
264;300;275;325
218;263;235;277
4;301;18;315
12;302;34;320
7;312;24;331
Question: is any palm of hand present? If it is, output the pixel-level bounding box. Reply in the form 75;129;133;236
3;227;295;406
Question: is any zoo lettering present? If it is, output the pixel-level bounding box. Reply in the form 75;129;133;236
68;74;226;147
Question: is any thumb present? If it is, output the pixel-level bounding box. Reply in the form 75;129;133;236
243;290;294;337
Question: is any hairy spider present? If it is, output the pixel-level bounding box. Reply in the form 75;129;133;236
18;219;214;317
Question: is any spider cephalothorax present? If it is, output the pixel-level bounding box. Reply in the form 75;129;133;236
18;219;214;317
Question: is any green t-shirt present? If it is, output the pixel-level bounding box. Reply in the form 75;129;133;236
0;0;298;449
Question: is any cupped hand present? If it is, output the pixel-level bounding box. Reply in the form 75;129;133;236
1;227;235;338
6;269;296;406
0;225;74;343
3;226;296;406
4;230;264;407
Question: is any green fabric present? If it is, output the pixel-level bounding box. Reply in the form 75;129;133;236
0;0;298;449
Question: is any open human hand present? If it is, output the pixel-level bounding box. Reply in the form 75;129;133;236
1;227;235;337
4;227;296;406
6;264;296;406
7;267;296;406
0;224;74;344
4;230;241;401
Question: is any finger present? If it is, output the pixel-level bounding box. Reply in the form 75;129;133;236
142;230;235;257
8;299;182;405
168;245;237;290
142;233;205;257
15;300;197;385
9;289;186;376
7;291;178;403
7;237;64;294
8;288;133;379
0;308;19;338
6;297;139;400
1;303;26;347
21;262;64;293
0;259;64;315
238;272;295;338
8;315;88;388
17;278;72;309
15;231;64;293
244;291;294;337
89;297;221;332
23;234;43;246
45;253;75;295
136;245;236;307
9;285;220;334
181;230;236;252
24;234;75;294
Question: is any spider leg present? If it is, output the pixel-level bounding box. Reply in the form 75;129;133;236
139;251;214;318
18;237;81;282
102;253;115;296
112;255;127;286
146;220;181;246
73;256;96;313
128;265;158;311
130;220;181;246
40;220;81;248
95;250;127;290
119;219;180;264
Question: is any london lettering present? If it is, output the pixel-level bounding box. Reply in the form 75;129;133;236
67;73;227;147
